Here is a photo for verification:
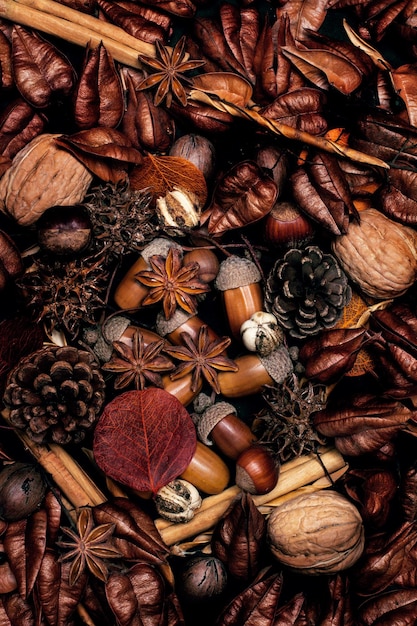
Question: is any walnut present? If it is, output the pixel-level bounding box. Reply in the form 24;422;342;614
0;134;93;226
332;208;417;299
266;490;365;575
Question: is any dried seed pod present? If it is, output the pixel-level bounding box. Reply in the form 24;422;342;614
267;490;365;575
240;311;284;357
154;478;202;523
0;463;46;521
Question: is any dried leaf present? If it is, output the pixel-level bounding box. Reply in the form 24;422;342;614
93;388;197;495
121;68;176;152
202;160;277;235
97;0;167;44
73;42;124;130
276;0;329;40
272;592;305;623
0;29;12;90
216;569;283;626
0;97;46;159
25;507;47;596
343;467;397;528
376;167;417;225
260;87;328;136
1;591;35;626
211;492;266;582
129;153;207;205
55;127;143;183
192;16;248;77
3;518;27;598
358;588;417;625
12;25;76;108
92;497;169;565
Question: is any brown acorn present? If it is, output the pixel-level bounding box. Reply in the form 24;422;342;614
195;400;255;460
181;441;230;494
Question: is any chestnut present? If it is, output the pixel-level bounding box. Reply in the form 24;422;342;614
37;205;92;255
182;248;220;284
178;555;227;603
264;202;315;248
235;445;279;495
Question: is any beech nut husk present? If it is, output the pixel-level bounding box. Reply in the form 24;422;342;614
0;462;46;521
267;490;365;575
235;445;279;495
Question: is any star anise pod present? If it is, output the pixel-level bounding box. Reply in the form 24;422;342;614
137;35;205;107
164;324;238;393
102;328;175;390
135;247;210;320
57;507;121;586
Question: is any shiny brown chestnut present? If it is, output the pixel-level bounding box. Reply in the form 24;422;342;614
182;248;220;283
37;205;92;255
235;445;279;495
264;202;315;248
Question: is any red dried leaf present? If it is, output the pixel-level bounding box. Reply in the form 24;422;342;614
73;42;124;130
12;25;76;108
359;588;417;625
93;388;197;495
0;98;46;159
0;29;12;90
202;160;278;235
376;167;417;225
44;490;63;546
1;591;35;625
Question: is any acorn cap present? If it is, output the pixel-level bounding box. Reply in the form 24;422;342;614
214;256;261;291
88;316;131;363
260;345;294;384
195;401;237;445
155;309;193;337
141;237;182;263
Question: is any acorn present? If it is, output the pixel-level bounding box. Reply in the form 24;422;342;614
264;201;315;248
162;371;203;406
235;445;279;495
36;204;92;255
0;462;46;521
113;238;182;310
178;555;228;604
194;400;255;460
217;347;293;398
181;441;230;494
156;309;223;347
214;255;264;340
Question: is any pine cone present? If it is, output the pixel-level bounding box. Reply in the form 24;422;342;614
265;246;351;339
3;345;106;445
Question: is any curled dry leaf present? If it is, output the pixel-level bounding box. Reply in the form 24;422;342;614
276;0;329;39
0;29;12;90
140;0;196;18
316;574;355;626
129;153;207;206
313;393;413;456
25;507;48;596
97;0;168;44
342;467;397;528
93;388;197;495
12;25;76;109
55;127;143;184
376;167;417;225
73;42;124;130
192;16;248;77
192;71;253;107
0;97;46;159
272;592;305;623
211;492;266;583
299;327;370;383
92;497;169;565
201;160;278;235
3;518;27;598
0;591;35;625
169;97;234;134
216;568;283;626
260;87;328;136
121;68;176;153
400;461;417;522
358;588;417;625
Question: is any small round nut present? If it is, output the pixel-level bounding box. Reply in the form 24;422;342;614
154;478;202;523
240;311;284;356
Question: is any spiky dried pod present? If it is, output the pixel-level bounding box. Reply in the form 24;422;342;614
3;345;106;445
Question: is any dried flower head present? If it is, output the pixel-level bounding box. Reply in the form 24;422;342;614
255;375;327;462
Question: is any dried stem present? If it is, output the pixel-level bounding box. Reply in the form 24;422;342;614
158;447;347;546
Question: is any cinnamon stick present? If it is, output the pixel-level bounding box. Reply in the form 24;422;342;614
158;447;348;546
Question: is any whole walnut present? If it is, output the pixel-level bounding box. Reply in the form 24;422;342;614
0;133;93;226
267;490;364;575
332;208;417;299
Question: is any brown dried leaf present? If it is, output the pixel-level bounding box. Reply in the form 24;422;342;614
138;0;195;18
73;42;124;130
0;98;46;159
0;29;12;90
276;0;329;40
281;44;363;94
92;497;169;565
343;467;397;528
25;507;47;596
314;393;413;456
3;518;27;598
12;25;76;109
211;492;266;583
121;68;176;152
317;574;355;626
376;167;417;225
192;16;248;77
129;153;207;204
1;591;35;625
202;160;278;235
272;592;305;623
216;569;283;626
97;0;167;44
358;588;417;625
260;88;328;136
170;98;234;134
55;127;143;183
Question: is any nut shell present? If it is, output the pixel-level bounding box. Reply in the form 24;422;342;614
267;490;365;575
0;462;46;521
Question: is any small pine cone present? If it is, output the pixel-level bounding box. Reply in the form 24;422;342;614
265;246;351;339
3;345;106;445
